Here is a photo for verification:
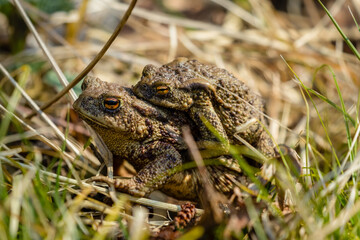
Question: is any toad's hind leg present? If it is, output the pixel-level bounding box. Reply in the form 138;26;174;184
189;104;230;159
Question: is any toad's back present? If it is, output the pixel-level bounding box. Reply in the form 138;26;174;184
133;58;273;158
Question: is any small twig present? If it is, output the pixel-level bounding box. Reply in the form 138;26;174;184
182;126;226;223
182;126;208;179
26;0;138;119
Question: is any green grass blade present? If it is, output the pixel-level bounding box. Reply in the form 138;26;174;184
281;56;342;169
313;65;354;164
317;0;360;61
0;65;30;142
298;87;312;186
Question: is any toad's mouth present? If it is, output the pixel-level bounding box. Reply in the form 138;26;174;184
75;110;109;129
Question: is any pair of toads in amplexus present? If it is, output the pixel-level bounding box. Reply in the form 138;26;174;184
73;57;301;202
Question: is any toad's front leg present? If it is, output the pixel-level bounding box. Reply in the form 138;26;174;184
89;142;183;197
189;104;230;159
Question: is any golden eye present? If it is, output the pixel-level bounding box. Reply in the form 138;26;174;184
104;97;121;110
155;85;170;95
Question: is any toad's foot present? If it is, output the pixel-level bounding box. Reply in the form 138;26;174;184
88;176;148;197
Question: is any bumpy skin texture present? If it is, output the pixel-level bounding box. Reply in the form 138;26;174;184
133;58;275;160
73;76;248;200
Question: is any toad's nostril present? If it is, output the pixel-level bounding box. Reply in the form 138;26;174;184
134;83;147;93
81;76;96;91
81;81;87;91
141;84;148;90
82;76;100;91
81;77;91;91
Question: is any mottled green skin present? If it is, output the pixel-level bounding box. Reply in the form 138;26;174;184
133;58;275;160
73;76;248;200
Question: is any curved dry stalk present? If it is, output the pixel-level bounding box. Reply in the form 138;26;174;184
26;0;138;119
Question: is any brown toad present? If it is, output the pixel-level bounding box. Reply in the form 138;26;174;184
73;76;253;201
133;58;275;161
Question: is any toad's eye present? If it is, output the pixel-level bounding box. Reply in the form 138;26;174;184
155;85;170;95
103;97;121;111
